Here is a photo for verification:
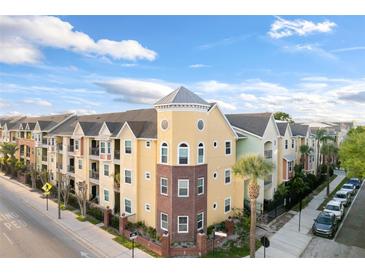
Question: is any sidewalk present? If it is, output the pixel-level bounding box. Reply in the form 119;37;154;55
256;173;346;258
0;174;151;258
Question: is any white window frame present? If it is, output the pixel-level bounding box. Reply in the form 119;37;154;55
224;197;231;214
160;212;168;231
144;203;151;212
75;140;79;150
197;177;204;195
160;177;168;196
124;169;132;184
224;168;231;184
178;179;189;197
177;216;189;233
78;159;82;169
213;140;218;148
160;142;168;164
100;141;106;154
145;172;151;180
124;198;132;214
291;139;295;149
213;171;218;180
104;189;110;202
285;140;288;149
197;212;204;231
225;140;232;155
104;164;109;176
124;140;132;154
177;142;189;165
107;142;111;154
145;140;151;148
197;142;204;164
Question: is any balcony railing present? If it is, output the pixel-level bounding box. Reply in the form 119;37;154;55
89;170;99;180
68;145;74;152
67;165;75;173
90;147;99;156
264;150;273;159
114;149;120;160
42;156;47;162
42;139;48;145
57;143;63;152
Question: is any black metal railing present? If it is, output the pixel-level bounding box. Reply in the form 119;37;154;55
67;165;75;173
114;149;120;160
68;145;74;152
90;147;99;156
89;170;99;180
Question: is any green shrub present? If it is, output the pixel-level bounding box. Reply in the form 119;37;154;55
87;205;104;221
111;215;120;230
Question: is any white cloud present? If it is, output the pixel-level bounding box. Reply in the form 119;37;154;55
283;44;337;60
0;16;157;64
95;78;176;104
208;99;237;111
239;93;258;101
268;16;336;39
67;109;97;115
22;98;52;107
189;64;210;69
331;46;365;53
195;80;234;92
0;99;11;108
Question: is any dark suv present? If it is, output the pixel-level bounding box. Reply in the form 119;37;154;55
348;178;361;189
312;212;338;239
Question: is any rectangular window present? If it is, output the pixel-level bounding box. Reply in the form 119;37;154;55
146;141;151;148
125;140;132;154
104;164;109;176
124;169;132;184
225;169;231;184
107;142;111;154
160;213;168;231
178;216;188;233
197;212;204;231
161;145;168;163
224;197;231;213
78;159;82;169
197;177;204;195
100;142;105;153
144;203;151;212
225;141;231;155
104;189;109;202
285;140;288;149
160;177;168;195
75;140;79;150
288;161;293;172
291;139;295;149
178;179;189;197
198;145;204;164
145;172;151;180
124;198;132;214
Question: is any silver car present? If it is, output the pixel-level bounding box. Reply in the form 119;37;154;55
341;183;356;196
333;190;351;207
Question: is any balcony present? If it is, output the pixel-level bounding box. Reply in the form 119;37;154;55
90;147;99;156
264;150;273;159
57;143;63;152
68;145;74;153
89;170;99;180
114;150;120;160
42;156;47;162
67;165;75;173
42;139;48;145
56;163;63;170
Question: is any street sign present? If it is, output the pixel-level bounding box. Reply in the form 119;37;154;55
129;232;138;240
214;231;227;237
42;182;53;192
261;236;270;248
44;191;50;196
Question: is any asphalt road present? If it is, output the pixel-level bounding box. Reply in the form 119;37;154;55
0;180;98;258
336;182;365;249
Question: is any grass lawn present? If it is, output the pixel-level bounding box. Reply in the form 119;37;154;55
292;174;337;212
113;235;160;257
203;240;261;258
318;177;348;210
76;214;101;224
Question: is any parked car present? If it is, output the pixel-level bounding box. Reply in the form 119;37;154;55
341;183;356;196
348;178;361;189
323;200;344;221
312;212;338;238
333;190;351;207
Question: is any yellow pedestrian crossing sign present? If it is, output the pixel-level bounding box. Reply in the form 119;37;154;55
42;182;53;193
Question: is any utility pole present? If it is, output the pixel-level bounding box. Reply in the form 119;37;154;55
57;142;61;219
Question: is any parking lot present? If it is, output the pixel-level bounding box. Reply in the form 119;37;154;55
301;180;365;257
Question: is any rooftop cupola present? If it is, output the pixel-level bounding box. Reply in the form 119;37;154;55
154;86;211;112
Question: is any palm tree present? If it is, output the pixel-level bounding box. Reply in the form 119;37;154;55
321;143;338;196
314;129;335;174
0;142;18;176
299;144;312;169
233;154;273;258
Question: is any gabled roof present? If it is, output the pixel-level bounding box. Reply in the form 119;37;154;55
79;122;103;137
226;112;272;137
290;123;309;137
154;86;209;106
276;121;288;137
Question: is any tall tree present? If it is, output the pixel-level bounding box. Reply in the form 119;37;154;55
314;129;335;173
274;112;294;123
60;174;72;209
299;144;312;169
76;181;88;217
0;142;18;176
233;154;273;258
339;126;365;178
321;143;338;196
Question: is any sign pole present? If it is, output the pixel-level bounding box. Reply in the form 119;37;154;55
46;194;48;211
264;245;266;258
57;181;61;219
132;239;135;258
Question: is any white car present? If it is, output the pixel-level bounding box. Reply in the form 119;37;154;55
323;200;344;221
333;190;351;207
341;183;356;196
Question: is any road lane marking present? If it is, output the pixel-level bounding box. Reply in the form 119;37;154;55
2;232;14;245
334;181;364;240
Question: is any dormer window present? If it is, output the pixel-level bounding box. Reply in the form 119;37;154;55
178;143;189;165
125;140;132;154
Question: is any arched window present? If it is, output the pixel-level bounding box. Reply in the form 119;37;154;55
161;142;168;164
178;143;189;165
197;142;204;164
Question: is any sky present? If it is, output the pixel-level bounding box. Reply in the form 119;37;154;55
0;15;365;123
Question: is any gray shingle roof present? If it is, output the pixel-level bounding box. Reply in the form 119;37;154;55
154;86;209;106
226;112;272;137
290;123;309;137
276;122;288;136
